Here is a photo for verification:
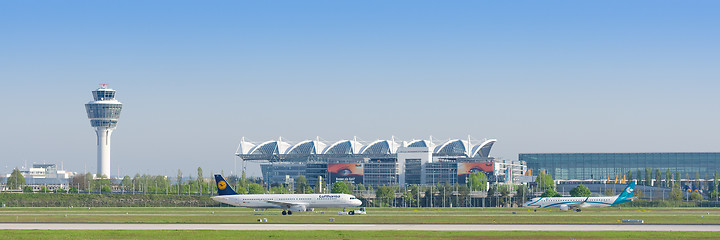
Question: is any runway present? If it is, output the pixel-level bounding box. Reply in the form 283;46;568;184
1;223;719;231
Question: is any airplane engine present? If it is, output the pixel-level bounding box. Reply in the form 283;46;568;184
289;205;307;212
559;205;570;211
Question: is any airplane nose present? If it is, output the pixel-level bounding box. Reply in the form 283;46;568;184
353;199;362;206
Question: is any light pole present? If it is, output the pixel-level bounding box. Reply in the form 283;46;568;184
417;186;420;208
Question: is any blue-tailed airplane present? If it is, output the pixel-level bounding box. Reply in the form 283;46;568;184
211;174;363;215
523;180;636;212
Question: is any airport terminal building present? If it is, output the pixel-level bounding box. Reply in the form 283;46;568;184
236;137;525;187
521;152;720;183
1;163;76;192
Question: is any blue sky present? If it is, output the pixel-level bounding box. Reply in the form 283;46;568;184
1;1;719;177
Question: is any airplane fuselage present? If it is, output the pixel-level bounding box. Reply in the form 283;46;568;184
211;193;362;210
523;196;629;209
524;181;636;211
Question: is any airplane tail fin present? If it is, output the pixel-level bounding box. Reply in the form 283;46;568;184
618;180;636;200
214;174;238;195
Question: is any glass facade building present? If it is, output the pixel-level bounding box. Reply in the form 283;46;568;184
520;152;720;181
260;163;306;184
424;161;459;185
240;137;501;186
363;159;399;186
404;159;422;185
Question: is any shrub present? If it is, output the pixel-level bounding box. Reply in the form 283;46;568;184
540;188;562;197
690;192;703;201
569;184;591;197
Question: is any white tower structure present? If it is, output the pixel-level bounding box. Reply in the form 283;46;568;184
85;84;123;178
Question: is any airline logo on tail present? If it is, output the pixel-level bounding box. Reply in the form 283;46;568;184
214;174;238;196
615;180;636;204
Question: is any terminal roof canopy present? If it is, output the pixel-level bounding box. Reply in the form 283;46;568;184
471;139;497;158
434;139;468;156
285;140;327;155
323;140;363;154
236;137;496;159
360;140;398;154
407;140;433;148
249;140;291;155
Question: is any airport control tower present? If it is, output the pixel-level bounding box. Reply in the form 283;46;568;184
85;84;123;178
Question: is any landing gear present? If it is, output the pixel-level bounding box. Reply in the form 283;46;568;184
575;209;582;212
282;210;287;215
287;210;293;215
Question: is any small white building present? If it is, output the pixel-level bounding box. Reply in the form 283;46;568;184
5;163;76;185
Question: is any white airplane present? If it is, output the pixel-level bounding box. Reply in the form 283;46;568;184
523;180;636;212
211;174;363;215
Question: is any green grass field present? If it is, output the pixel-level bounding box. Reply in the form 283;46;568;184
0;230;717;240
1;207;719;224
0;230;718;240
2;207;719;239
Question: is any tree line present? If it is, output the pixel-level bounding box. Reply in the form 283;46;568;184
534;170;720;204
5;167;720;207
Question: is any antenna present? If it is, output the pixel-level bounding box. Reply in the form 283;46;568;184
467;134;472;156
235;138;243;155
391;135;395;150
353;136;358;153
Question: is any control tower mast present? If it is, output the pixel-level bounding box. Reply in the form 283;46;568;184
85;84;123;178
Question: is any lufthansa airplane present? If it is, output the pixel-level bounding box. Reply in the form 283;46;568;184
211;174;363;215
523;180;636;212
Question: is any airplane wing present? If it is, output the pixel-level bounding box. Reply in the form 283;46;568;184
265;200;306;209
567;197;590;209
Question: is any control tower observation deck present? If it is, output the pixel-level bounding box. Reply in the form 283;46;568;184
85;84;123;178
